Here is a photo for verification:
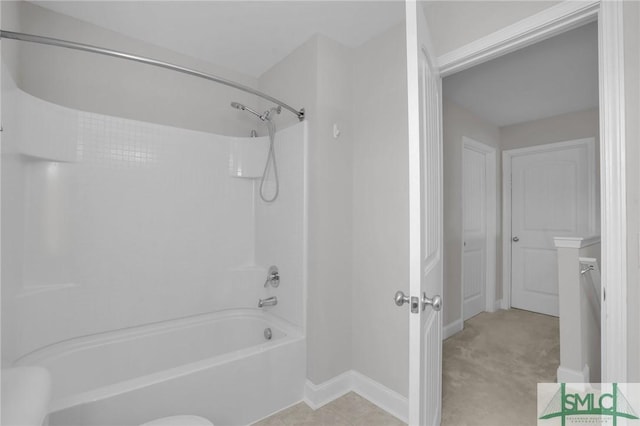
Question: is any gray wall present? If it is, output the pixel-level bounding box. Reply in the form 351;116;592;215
351;23;409;397
500;108;600;150
424;1;561;57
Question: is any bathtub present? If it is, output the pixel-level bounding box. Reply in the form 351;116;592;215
15;309;305;426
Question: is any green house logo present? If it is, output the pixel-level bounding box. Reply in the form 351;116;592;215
539;383;639;425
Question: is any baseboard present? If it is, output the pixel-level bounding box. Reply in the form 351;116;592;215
494;299;503;311
350;370;408;424
304;371;352;410
557;365;590;383
303;370;408;423
443;319;463;340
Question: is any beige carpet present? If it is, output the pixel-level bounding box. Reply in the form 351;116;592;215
442;309;559;426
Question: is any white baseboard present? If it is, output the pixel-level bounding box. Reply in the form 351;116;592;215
304;371;352;410
443;319;463;340
500;298;510;310
350;371;408;423
557;365;590;383
303;370;408;423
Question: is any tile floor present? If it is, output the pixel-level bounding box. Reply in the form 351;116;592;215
252;392;406;426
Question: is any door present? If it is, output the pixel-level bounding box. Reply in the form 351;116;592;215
406;1;443;424
509;139;596;316
462;145;487;320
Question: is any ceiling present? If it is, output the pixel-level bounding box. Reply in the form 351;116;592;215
32;1;405;78
30;2;598;127
443;21;599;127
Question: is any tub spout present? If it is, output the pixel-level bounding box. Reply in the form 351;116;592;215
258;296;277;308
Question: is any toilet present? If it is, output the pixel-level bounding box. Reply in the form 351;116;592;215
141;415;214;426
1;367;214;426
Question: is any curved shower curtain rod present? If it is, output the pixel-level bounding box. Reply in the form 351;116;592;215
0;30;306;121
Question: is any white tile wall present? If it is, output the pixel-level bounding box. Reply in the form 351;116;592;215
2;87;306;361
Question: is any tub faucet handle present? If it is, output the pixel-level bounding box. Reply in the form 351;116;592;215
264;265;280;288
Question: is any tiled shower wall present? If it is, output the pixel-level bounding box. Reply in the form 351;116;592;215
1;76;306;364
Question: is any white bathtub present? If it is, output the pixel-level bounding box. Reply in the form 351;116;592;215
15;309;305;426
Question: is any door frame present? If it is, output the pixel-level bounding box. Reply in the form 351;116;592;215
437;0;627;382
501;138;597;313
461;136;497;319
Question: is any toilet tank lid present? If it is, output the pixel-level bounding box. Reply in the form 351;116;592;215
1;367;52;426
140;415;214;426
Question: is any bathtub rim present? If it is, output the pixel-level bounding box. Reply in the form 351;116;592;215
50;332;304;413
15;308;300;367
13;308;303;412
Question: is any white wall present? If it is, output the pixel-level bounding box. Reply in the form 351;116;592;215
2;83;255;362
1;1;259;136
1;68;26;367
442;99;501;327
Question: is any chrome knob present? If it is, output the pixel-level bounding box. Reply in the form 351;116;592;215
264;265;280;288
512;236;520;242
422;293;442;311
394;291;410;307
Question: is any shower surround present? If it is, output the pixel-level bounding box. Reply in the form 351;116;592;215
1;75;307;423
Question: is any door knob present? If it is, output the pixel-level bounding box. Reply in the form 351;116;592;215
422;293;442;311
394;291;410;307
512;236;520;242
395;291;420;313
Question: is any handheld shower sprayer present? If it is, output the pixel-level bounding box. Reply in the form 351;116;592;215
230;101;282;202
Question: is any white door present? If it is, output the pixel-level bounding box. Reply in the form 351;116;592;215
406;1;443;424
509;139;596;316
462;145;486;320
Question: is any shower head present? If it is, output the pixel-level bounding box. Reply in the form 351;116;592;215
230;101;281;122
230;102;246;111
230;101;265;120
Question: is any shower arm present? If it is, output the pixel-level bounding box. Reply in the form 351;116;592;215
0;30;306;122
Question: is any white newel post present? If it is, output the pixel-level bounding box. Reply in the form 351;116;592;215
554;236;601;383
